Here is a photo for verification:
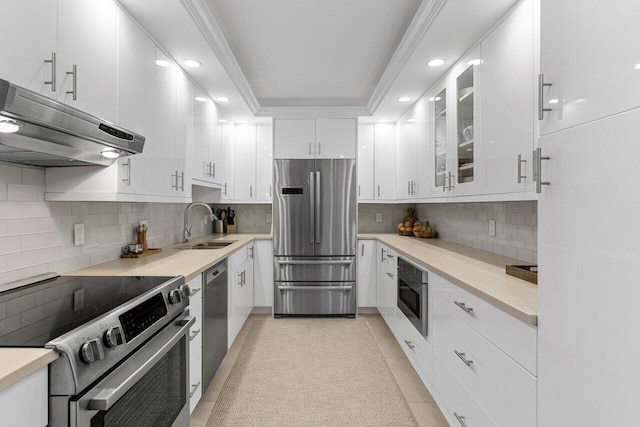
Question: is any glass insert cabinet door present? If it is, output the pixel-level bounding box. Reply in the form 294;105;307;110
433;88;447;189
456;65;475;184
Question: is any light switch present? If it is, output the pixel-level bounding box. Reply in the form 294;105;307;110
266;213;272;223
375;213;383;223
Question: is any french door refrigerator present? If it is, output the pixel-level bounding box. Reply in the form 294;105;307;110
273;158;357;317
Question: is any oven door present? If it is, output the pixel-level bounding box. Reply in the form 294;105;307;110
70;314;195;427
397;277;428;337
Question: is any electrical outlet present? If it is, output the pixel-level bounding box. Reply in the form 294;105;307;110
139;220;149;227
266;213;272;223
489;219;496;237
74;223;85;246
375;213;383;223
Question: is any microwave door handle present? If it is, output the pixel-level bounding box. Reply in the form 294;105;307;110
315;171;321;244
86;315;195;411
309;171;315;245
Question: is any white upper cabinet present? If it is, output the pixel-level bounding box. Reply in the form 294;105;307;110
373;123;396;200
0;0;57;95
397;98;429;200
315;119;356;158
481;0;535;195
191;88;213;186
234;125;258;201
539;0;640;135
357;124;375;201
57;0;118;123
219;123;235;200
274;119;356;159
255;125;274;201
429;79;450;198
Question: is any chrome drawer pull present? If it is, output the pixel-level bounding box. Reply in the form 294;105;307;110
189;288;201;297
454;301;473;313
404;339;415;350
190;382;201;398
454;412;467;427
386;272;394;278
454;350;473;366
189;329;201;341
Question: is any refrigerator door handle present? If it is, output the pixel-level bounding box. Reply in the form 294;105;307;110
278;285;353;291
315;171;321;244
309;171;315;245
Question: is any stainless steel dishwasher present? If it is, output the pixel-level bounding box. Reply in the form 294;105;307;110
203;260;228;390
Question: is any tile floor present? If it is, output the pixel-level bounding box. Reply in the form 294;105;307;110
190;313;448;427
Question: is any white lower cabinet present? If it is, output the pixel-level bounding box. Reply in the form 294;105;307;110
375;242;397;321
393;308;433;383
227;243;255;348
0;366;48;427
253;240;274;308
187;275;203;414
357;240;376;308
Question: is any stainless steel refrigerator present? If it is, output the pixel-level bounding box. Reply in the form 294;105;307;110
273;158;357;317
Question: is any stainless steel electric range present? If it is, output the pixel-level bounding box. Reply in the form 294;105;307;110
0;273;194;427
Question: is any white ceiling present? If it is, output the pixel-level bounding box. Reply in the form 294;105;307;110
117;0;520;122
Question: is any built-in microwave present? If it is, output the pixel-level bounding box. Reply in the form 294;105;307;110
397;257;428;337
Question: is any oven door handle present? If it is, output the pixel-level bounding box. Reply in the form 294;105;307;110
87;315;195;411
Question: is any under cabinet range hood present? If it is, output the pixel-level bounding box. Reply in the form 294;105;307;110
0;79;144;167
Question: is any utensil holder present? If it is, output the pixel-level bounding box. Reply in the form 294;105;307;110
137;230;148;252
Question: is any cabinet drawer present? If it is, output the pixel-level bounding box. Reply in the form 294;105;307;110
228;246;248;273
394;308;433;382
433;301;536;427
189;351;202;414
434;353;497;427
431;276;537;375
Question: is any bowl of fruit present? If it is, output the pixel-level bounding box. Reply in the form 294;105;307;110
413;221;437;238
397;208;418;236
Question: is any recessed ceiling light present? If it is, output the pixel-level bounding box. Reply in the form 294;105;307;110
216;96;230;103
548;98;559;104
379;119;388;123
398;96;411;102
219;119;228;123
635;64;640;70
467;59;483;66
155;59;172;68
101;148;122;159
427;96;442;102
183;59;202;68
427;59;445;67
194;96;207;102
237;120;248;123
0;118;20;133
407;119;416;123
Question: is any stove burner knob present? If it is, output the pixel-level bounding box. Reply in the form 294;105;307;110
168;289;182;305
80;339;105;364
104;326;125;348
179;284;191;299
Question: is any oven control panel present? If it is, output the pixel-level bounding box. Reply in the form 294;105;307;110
119;293;168;342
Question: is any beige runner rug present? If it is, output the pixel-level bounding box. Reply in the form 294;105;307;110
206;318;418;427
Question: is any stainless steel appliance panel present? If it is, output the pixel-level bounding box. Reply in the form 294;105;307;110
314;159;357;256
202;262;228;390
273;159;315;257
397;257;428;337
274;282;356;316
273;256;355;282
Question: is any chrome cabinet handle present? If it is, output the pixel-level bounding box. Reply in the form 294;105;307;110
454;350;473;366
179;171;185;191
361;243;364;257
386;272;394;278
454;301;473;313
269;185;272;197
517;154;527;183
448;171;455;191
223;182;227;196
318;141;321;156
308;142;312;155
534;147;550;193
454;412;467;427
386;254;395;260
122;159;131;186
171;170;179;190
189;288;201;297
250;185;253;198
404;339;415;350
381;248;386;262
206;162;212;178
408;181;411;195
66;64;77;100
190;382;201;398
241;270;246;286
538;73;553;120
248;246;254;259
189;329;201;341
44;52;56;92
358;184;361;197
377;184;381;197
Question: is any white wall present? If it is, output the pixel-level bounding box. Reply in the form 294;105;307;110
0;164;210;284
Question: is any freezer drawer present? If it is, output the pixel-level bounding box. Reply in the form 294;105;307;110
274;256;356;282
274;282;356;316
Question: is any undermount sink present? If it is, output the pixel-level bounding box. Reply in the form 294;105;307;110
179;240;237;250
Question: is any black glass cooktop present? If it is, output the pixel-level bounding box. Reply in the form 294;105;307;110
0;275;176;347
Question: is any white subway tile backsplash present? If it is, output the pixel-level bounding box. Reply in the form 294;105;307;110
0;165;22;184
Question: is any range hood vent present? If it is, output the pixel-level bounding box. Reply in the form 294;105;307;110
0;79;145;167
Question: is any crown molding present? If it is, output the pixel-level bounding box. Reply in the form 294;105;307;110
181;0;261;114
366;0;447;115
256;106;371;119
